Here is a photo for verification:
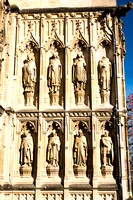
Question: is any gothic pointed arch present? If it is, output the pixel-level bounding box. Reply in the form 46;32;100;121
70;30;89;51
44;20;65;51
98;37;112;49
70;19;89;51
20;33;40;53
73;120;89;133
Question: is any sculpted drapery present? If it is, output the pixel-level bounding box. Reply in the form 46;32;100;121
98;56;111;92
72;52;87;91
47;129;61;167
48;51;62;93
20;127;33;167
23;54;36;89
101;130;113;166
74;129;87;167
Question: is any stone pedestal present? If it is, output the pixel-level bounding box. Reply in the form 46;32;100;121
50;91;59;106
101;165;113;178
75;90;85;106
101;90;110;105
24;87;34;106
74;165;87;178
20;165;32;177
47;165;60;178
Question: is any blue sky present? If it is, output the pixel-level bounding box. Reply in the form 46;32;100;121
117;0;133;96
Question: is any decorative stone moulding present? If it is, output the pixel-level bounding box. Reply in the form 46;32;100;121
69;193;92;200
41;193;63;200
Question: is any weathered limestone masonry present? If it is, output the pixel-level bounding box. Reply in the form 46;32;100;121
0;0;132;199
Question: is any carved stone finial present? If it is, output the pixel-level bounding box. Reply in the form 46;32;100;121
76;20;82;31
27;21;34;33
51;20;57;32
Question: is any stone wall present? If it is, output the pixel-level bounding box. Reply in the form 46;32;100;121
0;0;131;200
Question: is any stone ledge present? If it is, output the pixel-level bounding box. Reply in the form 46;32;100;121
69;184;92;190
0;184;36;190
98;184;118;190
41;184;64;190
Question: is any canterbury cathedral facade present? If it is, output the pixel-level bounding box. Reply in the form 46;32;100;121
0;0;132;199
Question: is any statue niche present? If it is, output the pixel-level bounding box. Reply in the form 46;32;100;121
73;129;88;178
72;51;87;105
47;49;62;106
98;56;112;105
19;121;35;177
100;129;114;178
22;43;37;107
46;128;61;178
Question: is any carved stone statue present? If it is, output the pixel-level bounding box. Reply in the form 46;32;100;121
22;52;36;106
47;129;61;167
101;130;113;166
48;51;62;93
72;51;87;105
23;55;36;88
74;129;87;166
98;56;112;105
47;50;62;105
72;51;87;91
20;125;33;167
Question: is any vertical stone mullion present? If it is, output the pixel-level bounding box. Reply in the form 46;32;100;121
92;114;98;187
36;114;42;187
64;113;69;187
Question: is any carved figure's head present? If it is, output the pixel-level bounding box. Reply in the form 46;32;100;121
99;56;111;69
104;130;109;137
52;129;57;136
78;129;83;137
53;51;59;58
77;51;83;58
